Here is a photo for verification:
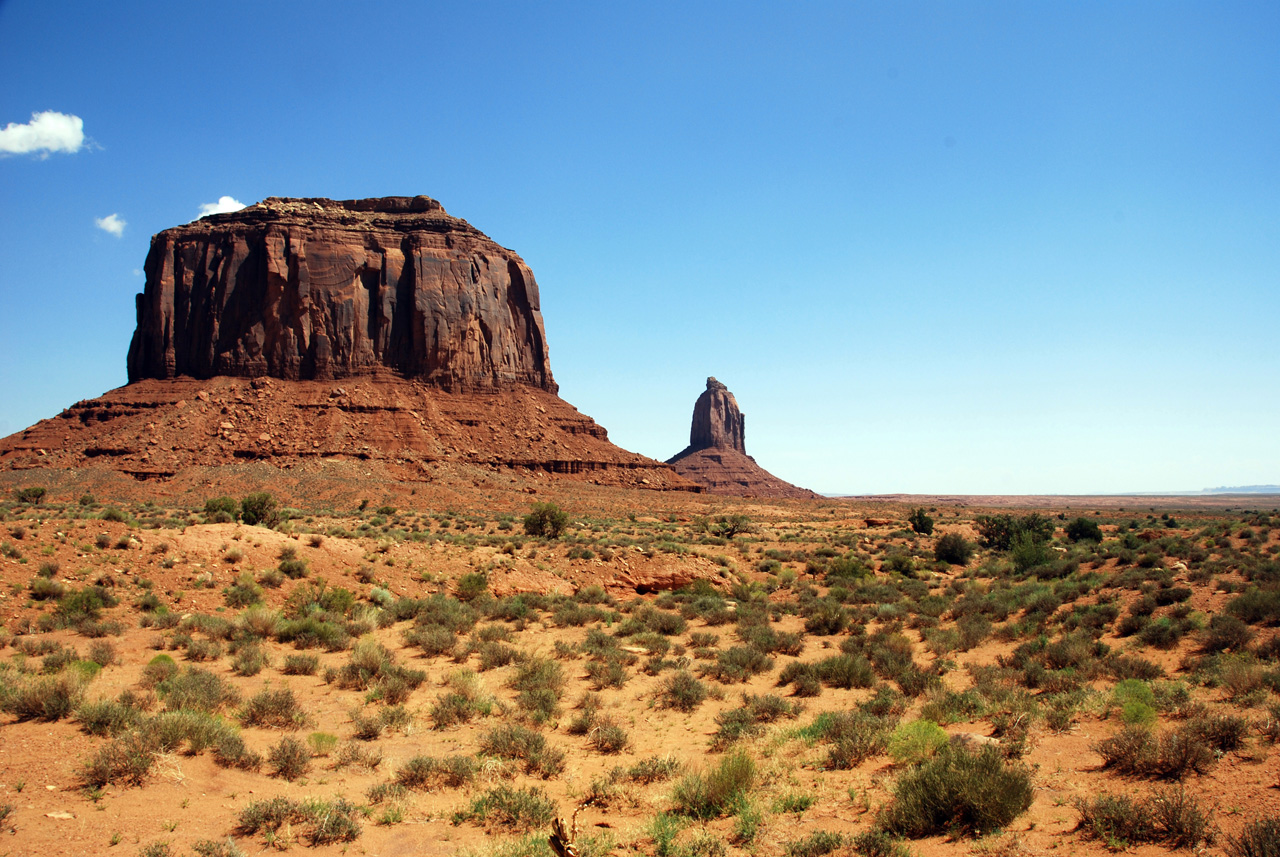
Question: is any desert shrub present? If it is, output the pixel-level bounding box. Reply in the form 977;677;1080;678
878;744;1034;837
975;513;1054;551
508;657;564;721
785;831;844;857
231;643;268;676
1225;814;1280;857
935;533;974;565
1201;614;1256;653
456;571;489;602
523;502;569;538
619;755;682;784
908;508;934;535
1186;712;1250;752
701;646;773;683
806;710;894;770
803;602;848;635
1075;786;1214;849
454;785;556;831
1228;588;1280;626
1065;517;1104;543
659;671;708;712
239;492;279;527
266;735;311;780
585;656;629;689
76;697;144;737
157;666;240;713
223;572;263;608
888;719;949;766
241;686;311;729
237;796;361;845
816;654;876;689
671;749;756;819
14;486;46;504
29;577;65;600
590;714;631;754
87;640;118;667
83;731;157;787
395;754;477;789
204;496;239;522
0;672;84;721
190;839;246;857
281;653;319;675
1094;725;1216;779
404;624;457;656
479;723;565;777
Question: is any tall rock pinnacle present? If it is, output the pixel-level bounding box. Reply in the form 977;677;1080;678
666;377;817;499
688;377;746;453
127;196;555;392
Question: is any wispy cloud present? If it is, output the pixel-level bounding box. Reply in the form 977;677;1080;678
198;196;247;217
0;111;85;157
95;213;126;237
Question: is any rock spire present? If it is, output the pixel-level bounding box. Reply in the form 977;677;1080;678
667;377;817;499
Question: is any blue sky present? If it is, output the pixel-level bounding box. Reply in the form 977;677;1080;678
1;1;1276;495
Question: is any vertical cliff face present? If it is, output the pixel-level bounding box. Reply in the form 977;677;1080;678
687;377;746;454
127;196;555;392
667;377;817;499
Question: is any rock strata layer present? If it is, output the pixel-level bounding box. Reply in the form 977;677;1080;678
667;378;817;499
128;196;554;391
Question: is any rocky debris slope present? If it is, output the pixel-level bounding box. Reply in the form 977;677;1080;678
667;377;817;499
128;196;554;391
0;376;698;492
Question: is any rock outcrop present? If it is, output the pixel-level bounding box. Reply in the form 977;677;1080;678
667;378;818;499
128;196;554;392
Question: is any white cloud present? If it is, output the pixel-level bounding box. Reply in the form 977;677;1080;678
95;213;126;237
0;111;85;157
198;196;247;217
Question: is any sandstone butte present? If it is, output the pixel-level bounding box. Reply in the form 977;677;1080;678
0;196;700;500
666;377;818;499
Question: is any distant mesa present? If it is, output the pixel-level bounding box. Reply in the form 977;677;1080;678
666;377;817;499
1;196;699;496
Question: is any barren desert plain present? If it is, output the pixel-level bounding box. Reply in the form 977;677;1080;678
0;476;1278;857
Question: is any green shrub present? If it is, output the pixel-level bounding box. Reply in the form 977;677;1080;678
935;533;974;565
1065;517;1104;542
204;497;239;522
14;486;46;504
878;744;1033;837
888;720;949;766
523;502;569;538
908;508;934;535
239;492;279;527
456;572;489;602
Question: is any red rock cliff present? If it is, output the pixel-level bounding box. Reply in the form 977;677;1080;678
127;196;555;392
